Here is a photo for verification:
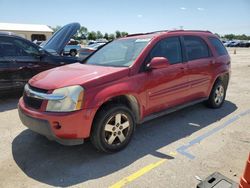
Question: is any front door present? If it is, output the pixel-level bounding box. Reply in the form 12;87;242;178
0;36;52;91
144;36;189;115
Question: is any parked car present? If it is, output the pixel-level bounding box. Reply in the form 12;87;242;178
228;41;241;47
0;23;81;94
18;30;231;153
63;39;81;56
223;41;233;47
78;42;106;59
238;41;250;47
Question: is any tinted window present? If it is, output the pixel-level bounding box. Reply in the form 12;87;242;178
184;36;210;61
150;37;182;64
0;37;25;57
14;39;40;56
0;36;39;57
209;37;228;56
31;34;46;41
68;40;79;45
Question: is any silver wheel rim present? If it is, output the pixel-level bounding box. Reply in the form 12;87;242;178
104;113;130;146
71;51;76;56
214;85;224;105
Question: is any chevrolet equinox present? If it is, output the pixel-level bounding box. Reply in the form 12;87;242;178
18;30;231;152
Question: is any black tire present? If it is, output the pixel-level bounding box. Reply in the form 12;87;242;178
206;80;227;108
70;49;77;57
90;104;135;153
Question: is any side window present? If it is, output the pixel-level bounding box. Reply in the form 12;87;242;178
0;36;23;57
13;39;40;56
150;37;182;64
208;37;228;56
184;36;210;61
31;34;46;41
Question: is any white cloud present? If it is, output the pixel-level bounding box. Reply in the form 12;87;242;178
137;14;143;18
197;7;205;11
180;7;187;10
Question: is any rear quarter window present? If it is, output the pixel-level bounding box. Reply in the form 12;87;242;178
208;37;228;56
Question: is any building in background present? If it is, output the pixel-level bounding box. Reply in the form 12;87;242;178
0;22;53;41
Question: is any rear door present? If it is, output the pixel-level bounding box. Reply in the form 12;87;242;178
145;36;189;115
182;35;214;100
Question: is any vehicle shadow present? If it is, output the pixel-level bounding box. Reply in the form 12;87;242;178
12;101;237;187
0;92;22;112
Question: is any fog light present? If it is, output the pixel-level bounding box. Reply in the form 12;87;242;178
52;122;61;129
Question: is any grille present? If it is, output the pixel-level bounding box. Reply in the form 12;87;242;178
23;85;48;110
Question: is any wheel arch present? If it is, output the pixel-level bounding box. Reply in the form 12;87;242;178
93;94;141;124
209;72;230;95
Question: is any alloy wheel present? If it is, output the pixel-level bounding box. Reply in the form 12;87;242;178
104;113;130;146
214;85;224;105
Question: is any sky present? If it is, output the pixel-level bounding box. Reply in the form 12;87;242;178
0;0;250;35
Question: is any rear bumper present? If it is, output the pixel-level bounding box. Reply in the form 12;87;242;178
18;97;97;145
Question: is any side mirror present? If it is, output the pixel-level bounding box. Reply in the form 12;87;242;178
38;48;46;57
147;57;170;70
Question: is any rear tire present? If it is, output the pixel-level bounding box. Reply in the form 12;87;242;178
206;80;226;108
91;104;135;153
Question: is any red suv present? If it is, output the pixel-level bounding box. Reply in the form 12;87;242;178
18;30;231;152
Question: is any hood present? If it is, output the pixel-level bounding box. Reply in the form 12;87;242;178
42;23;80;55
29;63;129;90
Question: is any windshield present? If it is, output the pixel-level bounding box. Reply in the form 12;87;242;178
85;38;151;67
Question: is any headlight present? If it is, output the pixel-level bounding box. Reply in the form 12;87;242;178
46;85;84;112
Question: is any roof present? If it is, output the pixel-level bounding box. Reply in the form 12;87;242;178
126;30;213;38
0;22;53;32
0;31;20;37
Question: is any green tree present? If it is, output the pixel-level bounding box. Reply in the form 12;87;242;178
104;33;109;40
224;34;235;40
121;32;128;37
76;26;88;39
96;31;103;39
115;30;121;38
108;34;115;40
88;31;97;40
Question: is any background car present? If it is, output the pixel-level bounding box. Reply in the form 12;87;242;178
0;23;81;94
63;39;81;56
78;42;106;59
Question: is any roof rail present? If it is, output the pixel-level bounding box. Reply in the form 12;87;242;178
168;30;212;34
126;30;168;37
126;29;212;37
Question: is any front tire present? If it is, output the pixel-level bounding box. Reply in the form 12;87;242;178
206;80;226;108
91;104;135;153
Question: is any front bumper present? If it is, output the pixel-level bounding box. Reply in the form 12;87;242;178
18;97;97;145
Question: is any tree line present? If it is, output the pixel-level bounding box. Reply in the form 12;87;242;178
222;34;250;41
51;26;128;41
214;33;250;41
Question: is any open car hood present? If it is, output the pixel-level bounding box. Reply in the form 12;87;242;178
42;22;80;55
